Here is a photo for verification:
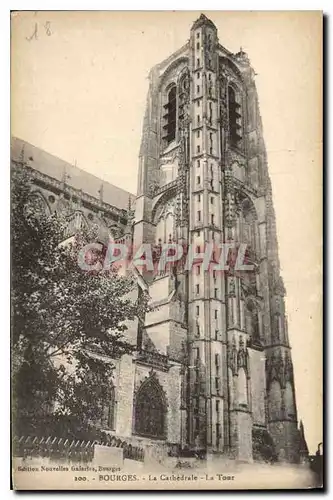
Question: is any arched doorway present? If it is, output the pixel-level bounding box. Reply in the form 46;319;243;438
134;376;167;439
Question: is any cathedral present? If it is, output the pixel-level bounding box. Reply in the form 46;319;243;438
11;14;306;464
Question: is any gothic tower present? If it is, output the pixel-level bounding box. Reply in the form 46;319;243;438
134;14;299;462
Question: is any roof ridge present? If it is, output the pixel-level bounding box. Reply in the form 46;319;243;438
11;137;135;207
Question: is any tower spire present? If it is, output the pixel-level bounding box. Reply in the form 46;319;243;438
298;419;309;461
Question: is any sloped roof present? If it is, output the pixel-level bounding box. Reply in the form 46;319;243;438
11;137;135;211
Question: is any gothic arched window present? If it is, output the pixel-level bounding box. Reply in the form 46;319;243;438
228;86;242;147
27;191;51;216
64;211;85;238
238;367;248;406
134;377;167;439
155;206;175;244
163;86;177;145
245;299;260;343
238;198;258;256
102;384;116;430
268;380;282;421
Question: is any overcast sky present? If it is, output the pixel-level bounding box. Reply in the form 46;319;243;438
11;10;322;453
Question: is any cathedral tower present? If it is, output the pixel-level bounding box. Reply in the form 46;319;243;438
134;14;299;462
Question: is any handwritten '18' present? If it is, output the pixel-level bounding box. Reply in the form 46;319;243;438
26;21;52;41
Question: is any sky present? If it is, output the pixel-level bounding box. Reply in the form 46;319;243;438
11;11;322;454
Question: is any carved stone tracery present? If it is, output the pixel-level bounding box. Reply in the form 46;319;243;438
175;67;190;229
266;349;292;390
133;370;168;439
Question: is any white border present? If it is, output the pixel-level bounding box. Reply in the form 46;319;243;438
2;2;329;497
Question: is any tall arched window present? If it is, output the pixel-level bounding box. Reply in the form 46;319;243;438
245;300;260;344
238;367;248;406
134;377;167;439
239;198;258;256
155;210;174;244
165;213;174;243
228;86;242;147
102;384;116;430
64;211;86;238
28;191;51;216
163;86;177;144
268;380;282;421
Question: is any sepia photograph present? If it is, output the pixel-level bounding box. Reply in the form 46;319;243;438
10;10;323;490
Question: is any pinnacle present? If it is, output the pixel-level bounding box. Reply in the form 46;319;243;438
191;13;217;31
